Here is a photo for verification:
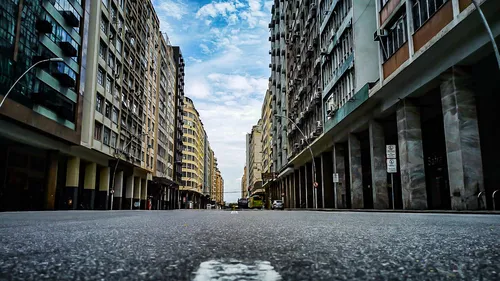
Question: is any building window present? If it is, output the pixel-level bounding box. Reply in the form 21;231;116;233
412;0;448;30
96;94;104;113
94;122;103;141
102;0;109;9
100;15;108;34
97;68;104;86
105;102;111;118
99;41;107;60
111;132;117;147
381;13;408;61
106;76;112;94
112;107;119;123
103;127;111;145
116;38;122;55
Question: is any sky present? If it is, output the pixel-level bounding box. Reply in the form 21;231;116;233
152;0;272;203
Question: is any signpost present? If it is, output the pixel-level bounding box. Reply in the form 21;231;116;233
386;145;397;210
332;173;339;183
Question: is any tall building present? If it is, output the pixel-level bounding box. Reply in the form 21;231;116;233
260;87;274;203
203;136;212;207
211;156;218;204
80;0;165;210
172;46;185;188
267;0;500;211
269;1;289;174
248;120;263;197
0;0;87;211
180;97;204;208
149;36;179;210
215;168;224;207
241;166;248;198
0;0;195;212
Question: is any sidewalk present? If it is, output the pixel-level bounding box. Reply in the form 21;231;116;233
285;208;500;215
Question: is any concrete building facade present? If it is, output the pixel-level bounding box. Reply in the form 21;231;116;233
261;0;500;211
0;0;197;212
248;120;263;196
241;166;248;198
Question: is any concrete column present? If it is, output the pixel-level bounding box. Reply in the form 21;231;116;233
124;175;134;210
441;67;484;210
333;143;346;208
65;156;80;210
304;164;310;208
315;157;323;208
44;151;58;210
133;176;141;209
369;120;389;209
83;162;97;210
348;134;363;209
397;99;427;210
141;179;148;210
295;170;300;208
98;167;110;210
322;152;334;208
298;168;303;208
113;171;124;210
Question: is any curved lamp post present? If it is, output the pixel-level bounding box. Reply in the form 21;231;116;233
274;114;317;209
0;57;64;108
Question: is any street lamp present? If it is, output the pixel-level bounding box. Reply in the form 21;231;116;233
471;0;500;70
110;130;152;210
0;57;64;108
274;114;317;209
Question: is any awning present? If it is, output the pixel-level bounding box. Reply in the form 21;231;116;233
151;176;179;188
277;167;294;179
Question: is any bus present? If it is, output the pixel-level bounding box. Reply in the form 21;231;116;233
248;195;264;209
238;198;248;209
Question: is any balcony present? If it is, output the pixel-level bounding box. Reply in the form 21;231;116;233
36;20;53;34
62;11;80;27
59;42;77;57
52;71;76;88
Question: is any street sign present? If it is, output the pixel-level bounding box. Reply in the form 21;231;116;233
333;173;339;183
386;145;397;159
387;158;397;173
134;201;140;208
313;182;318;188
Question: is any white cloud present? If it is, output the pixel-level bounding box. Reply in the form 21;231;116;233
196;1;241;19
156;0;188;20
199;43;212;54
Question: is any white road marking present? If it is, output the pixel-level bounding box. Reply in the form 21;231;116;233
193;260;282;281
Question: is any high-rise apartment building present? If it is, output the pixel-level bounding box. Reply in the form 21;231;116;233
269;1;288;173
0;0;87;211
215;168;224;207
180;97;205;208
241;166;248;198
172;46;185;187
0;0;198;212
248;120;263;196
263;0;500;211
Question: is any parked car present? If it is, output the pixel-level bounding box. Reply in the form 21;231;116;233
272;200;284;210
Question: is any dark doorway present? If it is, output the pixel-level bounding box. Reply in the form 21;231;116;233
420;90;451;210
475;54;500;210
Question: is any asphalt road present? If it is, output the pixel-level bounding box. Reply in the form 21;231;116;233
0;210;499;281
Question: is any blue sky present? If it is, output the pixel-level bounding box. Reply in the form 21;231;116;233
152;0;272;202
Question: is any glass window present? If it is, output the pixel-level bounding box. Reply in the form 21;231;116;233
106;76;112;94
100;15;108;34
103;127;111;145
99;41;107;60
112;107;119;123
102;0;109;9
96;94;104;113
97;68;104;85
94;122;103;140
111;132;117;147
105;102;111;118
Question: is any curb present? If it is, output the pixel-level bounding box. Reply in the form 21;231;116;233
284;208;500;215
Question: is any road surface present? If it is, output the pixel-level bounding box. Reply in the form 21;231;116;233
0;210;499;280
